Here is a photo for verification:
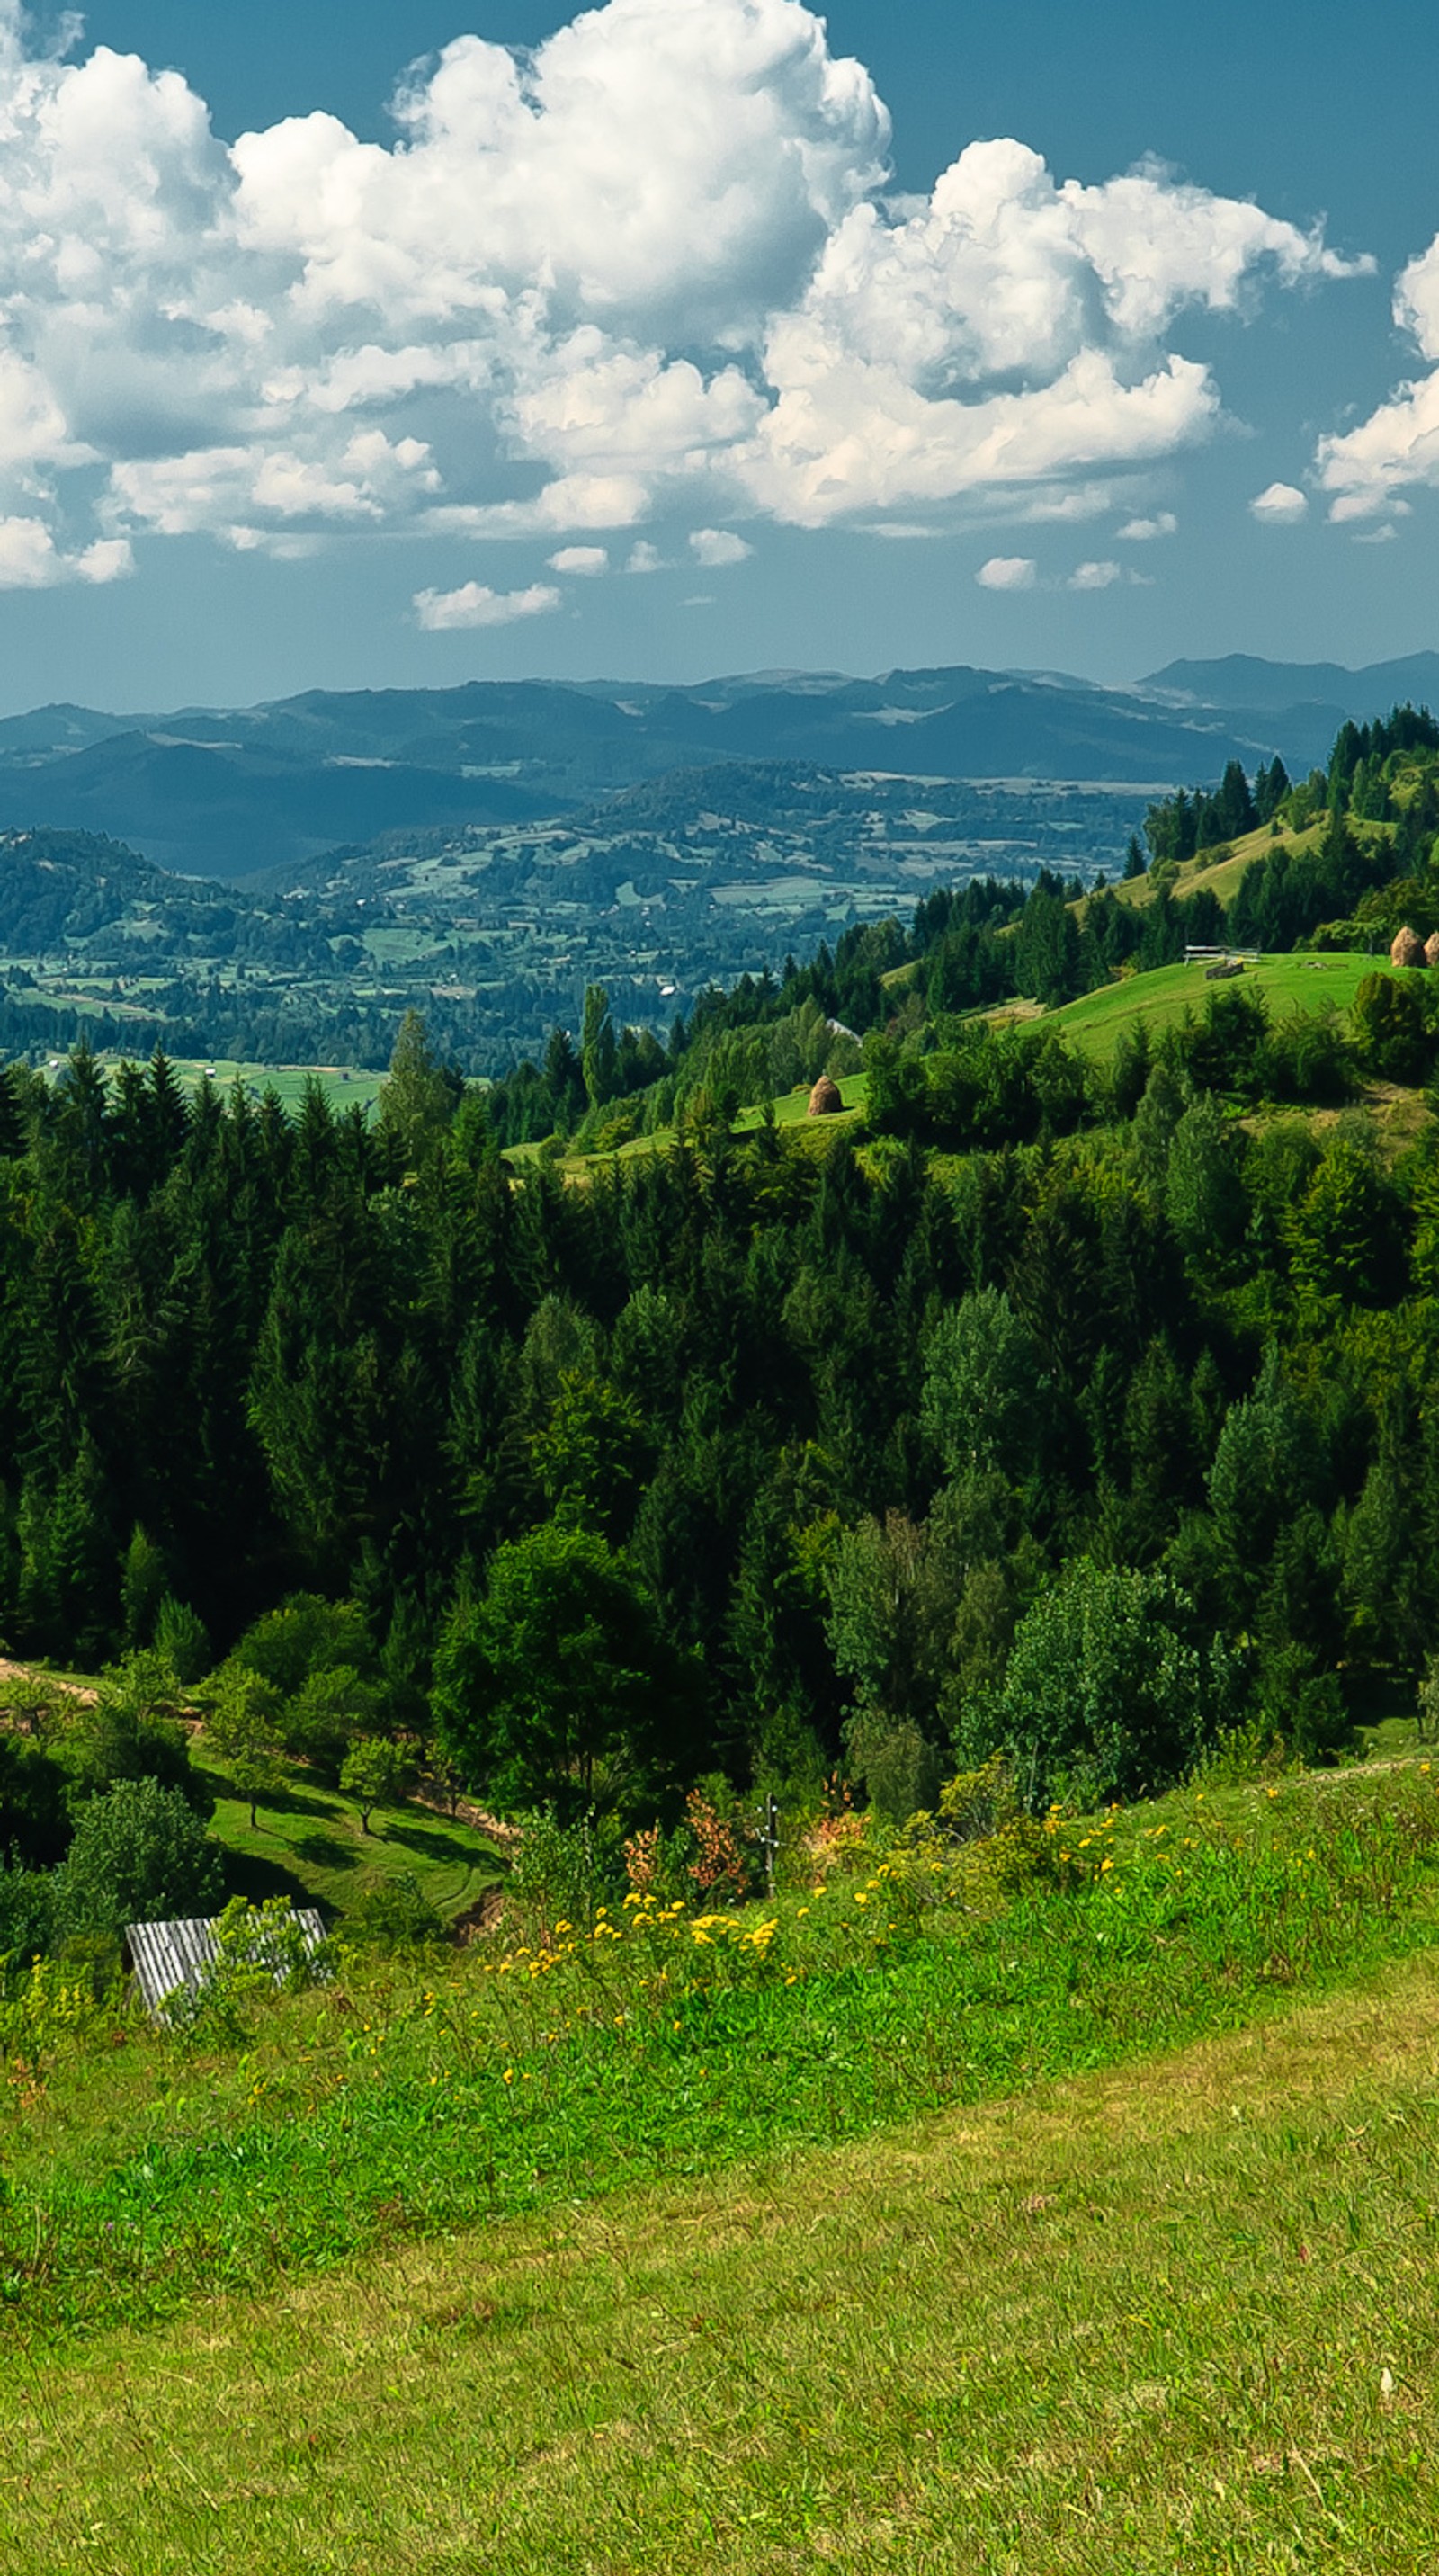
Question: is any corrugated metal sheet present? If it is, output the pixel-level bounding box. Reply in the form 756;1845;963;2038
126;1907;327;2020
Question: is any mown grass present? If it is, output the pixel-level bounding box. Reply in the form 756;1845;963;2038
1047;952;1399;1065
5;1852;1439;2570
3;1762;1438;2361
200;1758;503;1928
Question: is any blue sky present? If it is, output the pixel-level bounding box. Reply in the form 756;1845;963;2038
2;0;1436;709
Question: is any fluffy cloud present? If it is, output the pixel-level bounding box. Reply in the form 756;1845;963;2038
975;556;1036;590
690;528;754;565
548;544;609;575
413;580;561;630
1117;511;1177;540
0;0;1373;580
1315;236;1439;518
1249;480;1309;523
1068;559;1122;589
0;516;131;589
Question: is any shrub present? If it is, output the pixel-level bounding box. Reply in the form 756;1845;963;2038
233;1596;372;1700
59;1651;212;1820
0;1860;57;1966
153;1594;211;1685
0;1731;71;1868
843;1713;945;1827
51;1778;222;1940
508;1807;627;1933
344;1874;445;1951
972;1558;1238;1811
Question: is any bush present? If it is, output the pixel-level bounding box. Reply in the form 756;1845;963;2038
60;1652;212;1820
234;1596;372;1700
508;1808;627;1932
164;1897;331;2044
344;1874;445;1951
51;1778;222;1939
973;1558;1238;1811
0;1860;57;1966
844;1713;945;1827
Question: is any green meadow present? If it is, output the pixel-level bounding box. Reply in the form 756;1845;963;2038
4;1754;1439;2570
201;1764;503;1929
1044;951;1400;1065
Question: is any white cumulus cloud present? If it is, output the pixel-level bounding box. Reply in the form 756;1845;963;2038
0;0;1376;584
690;527;754;566
548;544;609;575
1117;511;1177;539
413;580;561;630
1249;480;1309;523
1068;559;1122;589
976;555;1036;590
1315;234;1439;518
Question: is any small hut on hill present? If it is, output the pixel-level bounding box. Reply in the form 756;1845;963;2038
808;1074;844;1116
1391;925;1426;969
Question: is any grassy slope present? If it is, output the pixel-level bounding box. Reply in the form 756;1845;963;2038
7;1954;1439;2573
201;1759;503;1926
4;1761;1439;2568
504;1071;868;1177
1104;820;1331;913
1044;952;1399;1065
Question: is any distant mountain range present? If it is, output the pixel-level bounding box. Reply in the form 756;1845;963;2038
0;652;1432;882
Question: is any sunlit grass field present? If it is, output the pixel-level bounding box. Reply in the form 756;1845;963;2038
1045;951;1399;1064
201;1763;503;1928
4;1758;1439;2568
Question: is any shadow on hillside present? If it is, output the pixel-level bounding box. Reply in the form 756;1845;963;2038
256;1784;342;1823
219;1845;320;1912
382;1815;494;1867
291;1831;359;1871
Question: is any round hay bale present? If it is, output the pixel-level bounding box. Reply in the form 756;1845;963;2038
1425;932;1439;970
1391;925;1426;970
808;1074;844;1117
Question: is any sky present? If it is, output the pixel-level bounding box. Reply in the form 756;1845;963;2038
0;0;1435;711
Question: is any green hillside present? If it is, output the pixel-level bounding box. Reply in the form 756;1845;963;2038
5;1756;1439;2569
1104;818;1328;912
204;1767;503;1926
1045;950;1399;1063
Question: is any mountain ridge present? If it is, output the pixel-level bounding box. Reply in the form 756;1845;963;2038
0;654;1429;881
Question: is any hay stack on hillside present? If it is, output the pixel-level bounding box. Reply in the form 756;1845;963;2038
808;1074;844;1116
1425;932;1439;969
1391;926;1426;969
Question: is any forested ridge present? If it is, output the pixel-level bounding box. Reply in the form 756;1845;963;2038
5;700;1439;1946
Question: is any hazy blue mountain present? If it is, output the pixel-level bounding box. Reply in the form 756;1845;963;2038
0;655;1426;879
1141;651;1439;717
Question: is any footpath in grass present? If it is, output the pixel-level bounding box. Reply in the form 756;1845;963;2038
4;1761;1439;2351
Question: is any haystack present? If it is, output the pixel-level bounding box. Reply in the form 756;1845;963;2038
1425;931;1439;969
1390;925;1426;969
808;1074;844;1116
